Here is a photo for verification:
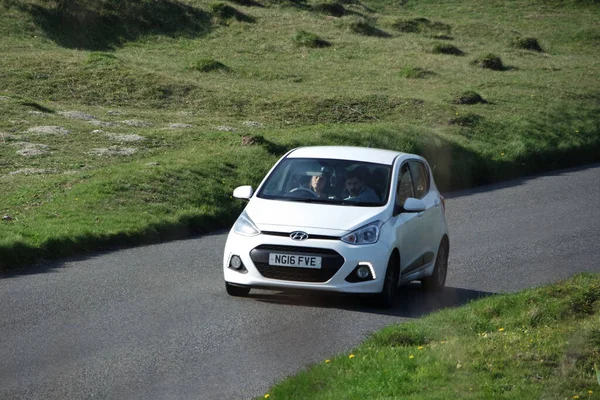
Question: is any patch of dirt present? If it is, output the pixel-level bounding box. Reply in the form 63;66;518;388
168;123;193;129
16;148;47;156
243;121;264;128
89;120;118;127
8;168;54;175
26;126;70;135
121;120;153;127
88;146;137;156
27;111;51;117
215;125;237;132
58;111;98;121
11;142;49;156
106;133;145;142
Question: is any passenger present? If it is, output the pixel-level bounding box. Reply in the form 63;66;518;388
344;167;380;203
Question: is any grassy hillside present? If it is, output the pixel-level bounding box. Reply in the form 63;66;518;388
1;0;599;270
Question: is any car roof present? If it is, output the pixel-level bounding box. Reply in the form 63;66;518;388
287;146;407;165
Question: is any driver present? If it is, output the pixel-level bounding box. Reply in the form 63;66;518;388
309;167;331;199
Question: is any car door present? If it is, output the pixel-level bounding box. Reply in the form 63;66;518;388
408;160;438;269
391;161;422;276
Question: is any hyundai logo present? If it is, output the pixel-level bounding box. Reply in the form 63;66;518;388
290;231;309;241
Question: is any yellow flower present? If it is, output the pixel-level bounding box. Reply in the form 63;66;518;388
409;355;414;359
418;346;424;350
349;354;355;359
588;391;593;395
325;359;330;363
498;328;505;332
500;152;505;156
573;395;579;399
264;395;270;399
441;340;447;344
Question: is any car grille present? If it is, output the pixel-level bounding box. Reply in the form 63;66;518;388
250;245;345;283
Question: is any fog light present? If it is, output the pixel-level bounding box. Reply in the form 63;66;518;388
230;255;243;270
356;265;371;279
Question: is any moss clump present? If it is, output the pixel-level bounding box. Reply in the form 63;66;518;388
312;2;345;17
512;37;544;52
432;43;464;56
472;53;505;71
191;58;229;72
453;91;486;105
399;67;434;79
293;30;331;48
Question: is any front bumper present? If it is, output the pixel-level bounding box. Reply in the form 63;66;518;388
223;229;391;294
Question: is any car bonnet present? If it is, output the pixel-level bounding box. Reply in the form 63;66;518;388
245;197;389;235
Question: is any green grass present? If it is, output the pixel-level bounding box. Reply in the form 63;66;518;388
1;0;600;270
259;273;600;399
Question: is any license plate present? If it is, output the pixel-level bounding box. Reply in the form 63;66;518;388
268;253;322;269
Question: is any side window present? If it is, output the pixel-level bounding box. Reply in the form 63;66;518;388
396;164;415;207
409;161;430;199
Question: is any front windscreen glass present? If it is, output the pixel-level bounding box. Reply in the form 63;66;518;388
257;158;391;206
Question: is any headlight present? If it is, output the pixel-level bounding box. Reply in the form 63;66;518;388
234;211;261;236
341;221;383;245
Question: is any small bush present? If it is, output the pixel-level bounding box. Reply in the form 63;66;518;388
472;53;505;71
312;2;345;17
432;43;464;56
430;34;453;40
392;17;451;35
293;30;331;48
453;91;486;105
228;0;263;6
449;113;483;127
347;19;390;37
210;2;255;22
191;58;229;72
512;37;544;52
210;2;237;17
399;67;434;79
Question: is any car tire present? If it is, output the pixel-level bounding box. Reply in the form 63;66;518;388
374;255;399;308
421;238;449;292
225;282;251;297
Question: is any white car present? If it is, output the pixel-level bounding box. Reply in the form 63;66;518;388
223;146;449;307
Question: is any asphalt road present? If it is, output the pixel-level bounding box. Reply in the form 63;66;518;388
1;164;599;400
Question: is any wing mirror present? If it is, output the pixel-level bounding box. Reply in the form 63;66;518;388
233;185;254;200
403;198;426;212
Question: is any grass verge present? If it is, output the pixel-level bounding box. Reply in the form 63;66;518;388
259;273;600;399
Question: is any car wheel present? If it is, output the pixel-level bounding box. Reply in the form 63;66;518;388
421;238;449;292
374;255;399;308
225;282;251;297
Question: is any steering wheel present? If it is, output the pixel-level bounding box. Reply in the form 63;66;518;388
288;187;318;197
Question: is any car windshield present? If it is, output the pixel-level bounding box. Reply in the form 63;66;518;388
257;158;391;206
